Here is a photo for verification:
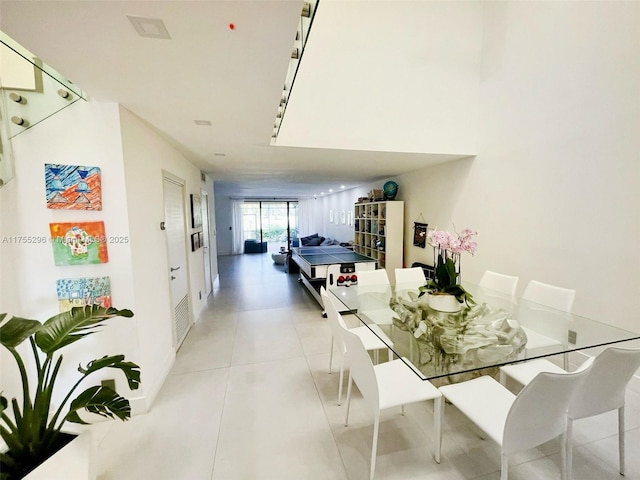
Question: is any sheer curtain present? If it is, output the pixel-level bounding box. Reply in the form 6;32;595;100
297;199;312;238
231;199;244;255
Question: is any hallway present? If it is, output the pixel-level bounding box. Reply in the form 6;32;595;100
94;253;640;479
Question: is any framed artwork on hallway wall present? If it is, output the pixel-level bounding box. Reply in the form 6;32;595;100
45;163;102;210
56;276;111;312
49;221;109;265
191;232;200;251
191;194;202;228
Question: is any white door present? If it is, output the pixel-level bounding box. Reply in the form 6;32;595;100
201;191;212;296
163;175;190;348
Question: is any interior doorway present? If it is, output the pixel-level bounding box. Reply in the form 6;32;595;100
201;191;212;296
241;201;298;252
162;174;191;348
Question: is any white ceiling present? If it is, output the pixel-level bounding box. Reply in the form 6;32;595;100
1;0;465;198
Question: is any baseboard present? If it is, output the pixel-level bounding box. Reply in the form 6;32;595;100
129;350;175;416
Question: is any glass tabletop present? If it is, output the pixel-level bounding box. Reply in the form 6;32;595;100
328;282;640;384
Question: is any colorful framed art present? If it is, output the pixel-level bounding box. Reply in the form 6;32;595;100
49;221;109;265
45;164;102;210
56;276;111;311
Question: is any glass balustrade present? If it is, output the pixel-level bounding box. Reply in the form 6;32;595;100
0;31;87;187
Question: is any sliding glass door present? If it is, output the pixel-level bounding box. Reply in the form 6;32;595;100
241;201;298;252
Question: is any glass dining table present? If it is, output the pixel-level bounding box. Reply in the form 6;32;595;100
328;282;640;385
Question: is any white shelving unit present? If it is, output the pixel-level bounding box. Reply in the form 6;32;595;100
353;200;404;276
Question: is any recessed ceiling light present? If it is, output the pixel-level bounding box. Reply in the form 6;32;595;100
194;120;212;126
127;16;171;39
341;185;345;189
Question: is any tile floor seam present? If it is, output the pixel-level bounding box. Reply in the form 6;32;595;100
209;310;240;480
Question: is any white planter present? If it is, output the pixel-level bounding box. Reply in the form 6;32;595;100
24;430;92;480
428;293;461;313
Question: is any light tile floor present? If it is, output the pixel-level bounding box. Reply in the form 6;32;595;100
94;253;640;479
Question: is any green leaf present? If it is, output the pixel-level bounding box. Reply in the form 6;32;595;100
35;306;134;355
65;386;131;424
0;316;42;349
78;355;141;390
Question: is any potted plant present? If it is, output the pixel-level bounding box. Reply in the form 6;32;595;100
420;227;478;311
0;305;141;480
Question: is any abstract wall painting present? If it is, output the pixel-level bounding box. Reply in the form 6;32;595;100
56;276;111;312
49;221;109;266
191;194;202;228
45;163;102;210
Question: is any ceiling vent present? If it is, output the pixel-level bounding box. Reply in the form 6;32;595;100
128;16;171;39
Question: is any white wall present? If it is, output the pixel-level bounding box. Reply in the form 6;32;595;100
397;2;640;332
213;193;233;256
300;186;368;242
0;99;217;414
0;100;140;408
277;0;482;155
119;106;210;408
303;1;640;336
202;175;219;289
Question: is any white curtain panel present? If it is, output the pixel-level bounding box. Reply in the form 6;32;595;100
231;199;244;254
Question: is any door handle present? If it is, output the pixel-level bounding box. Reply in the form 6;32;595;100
170;266;180;272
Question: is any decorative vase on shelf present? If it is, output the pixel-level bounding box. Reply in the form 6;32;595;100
428;293;461;313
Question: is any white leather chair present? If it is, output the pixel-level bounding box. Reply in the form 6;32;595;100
478;270;519;297
342;322;443;480
355;269;396;329
519;280;576;367
394;266;426;287
394;267;427;300
320;287;393;405
439;358;593;480
477;270;519;314
500;347;640;477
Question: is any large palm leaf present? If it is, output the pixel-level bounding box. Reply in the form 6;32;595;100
35;305;133;354
79;355;141;390
64;386;131;424
0;315;42;349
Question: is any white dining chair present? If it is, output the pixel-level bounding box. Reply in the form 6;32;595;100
500;347;640;477
357;268;391;286
394;267;427;301
477;270;519;314
355;269;396;329
519;280;576;367
394;266;426;287
478;270;519;297
320;287;393;405
342;323;443;480
439;358;593;480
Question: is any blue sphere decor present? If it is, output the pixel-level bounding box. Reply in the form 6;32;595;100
383;181;398;200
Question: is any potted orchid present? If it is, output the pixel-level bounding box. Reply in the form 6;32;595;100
420;227;478;311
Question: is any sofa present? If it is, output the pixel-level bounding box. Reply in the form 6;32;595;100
244;239;267;254
297;233;341;247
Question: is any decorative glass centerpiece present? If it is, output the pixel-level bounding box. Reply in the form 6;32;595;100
390;227;526;383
